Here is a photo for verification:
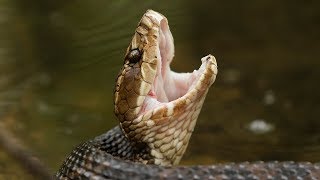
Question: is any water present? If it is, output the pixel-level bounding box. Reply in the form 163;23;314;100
0;0;319;178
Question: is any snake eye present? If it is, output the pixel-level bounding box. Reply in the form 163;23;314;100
127;49;142;64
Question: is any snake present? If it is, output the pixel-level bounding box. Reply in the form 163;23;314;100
56;10;320;179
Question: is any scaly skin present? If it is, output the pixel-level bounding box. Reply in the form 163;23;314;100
56;126;320;179
56;10;320;179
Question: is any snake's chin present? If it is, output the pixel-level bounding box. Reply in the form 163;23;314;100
141;15;209;114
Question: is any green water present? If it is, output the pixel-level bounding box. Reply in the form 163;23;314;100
0;0;319;178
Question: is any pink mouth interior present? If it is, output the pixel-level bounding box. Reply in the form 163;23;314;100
142;19;206;113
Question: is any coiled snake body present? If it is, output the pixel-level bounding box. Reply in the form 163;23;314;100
56;10;320;179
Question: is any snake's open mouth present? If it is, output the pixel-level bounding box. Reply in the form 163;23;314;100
141;14;216;114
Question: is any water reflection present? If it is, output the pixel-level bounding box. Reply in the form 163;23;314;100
247;119;274;134
0;0;319;178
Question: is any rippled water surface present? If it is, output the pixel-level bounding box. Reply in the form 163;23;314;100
0;0;319;178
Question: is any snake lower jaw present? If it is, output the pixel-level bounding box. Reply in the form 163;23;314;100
129;54;217;166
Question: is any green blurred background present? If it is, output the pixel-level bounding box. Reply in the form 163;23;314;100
0;0;319;178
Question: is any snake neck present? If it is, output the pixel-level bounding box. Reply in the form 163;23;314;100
94;126;155;164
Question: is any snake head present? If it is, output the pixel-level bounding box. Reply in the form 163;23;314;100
114;10;218;166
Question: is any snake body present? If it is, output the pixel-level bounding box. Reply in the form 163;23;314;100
56;10;320;179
